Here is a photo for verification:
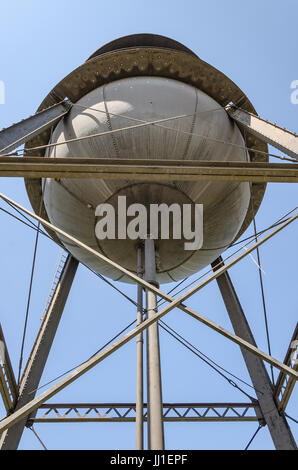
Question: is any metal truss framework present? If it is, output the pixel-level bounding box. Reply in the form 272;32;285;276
30;403;261;423
274;323;298;411
0;102;297;449
0;193;297;380
0;194;297;450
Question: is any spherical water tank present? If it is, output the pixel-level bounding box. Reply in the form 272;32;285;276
42;76;250;283
25;34;268;284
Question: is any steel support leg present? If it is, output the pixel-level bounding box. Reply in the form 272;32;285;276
145;239;165;450
0;255;78;449
136;246;144;450
212;257;297;450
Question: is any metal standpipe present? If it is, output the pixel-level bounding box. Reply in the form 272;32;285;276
144;239;165;450
136;246;144;450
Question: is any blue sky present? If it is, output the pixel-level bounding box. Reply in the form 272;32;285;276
0;0;297;450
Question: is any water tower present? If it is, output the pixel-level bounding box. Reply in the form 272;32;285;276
0;34;297;450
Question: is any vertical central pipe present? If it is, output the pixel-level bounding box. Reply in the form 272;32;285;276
136;245;144;450
144;239;165;450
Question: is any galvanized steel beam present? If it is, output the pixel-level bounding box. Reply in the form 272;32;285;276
226;104;298;160
212;257;297;450
0;255;78;450
0;255;297;435
0;157;297;183
0;102;72;155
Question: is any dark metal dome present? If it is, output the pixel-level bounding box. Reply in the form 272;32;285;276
86;33;198;61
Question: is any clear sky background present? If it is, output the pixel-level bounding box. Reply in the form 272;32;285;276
0;0;297;450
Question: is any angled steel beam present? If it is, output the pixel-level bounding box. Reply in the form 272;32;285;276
0;255;78;450
30;402;260;423
0;157;297;182
0;102;72;155
226;104;298;160
0;324;17;412
211;257;297;450
274;323;298;411
0;192;297;377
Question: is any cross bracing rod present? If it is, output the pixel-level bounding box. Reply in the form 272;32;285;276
29;402;260;423
0;193;297;379
226;104;298;160
0;157;297;183
274;323;298;411
0;102;72;155
0;324;17;412
0;194;297;435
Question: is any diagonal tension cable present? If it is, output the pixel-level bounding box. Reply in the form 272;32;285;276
29;276;258;400
17;188;45;386
28;317;138;395
29;425;48;450
0;205;53;242
4;193;293;321
158;320;259;400
0;206;49;237
284;412;298;425
251;188;274;385
158;319;260;393
3;195;296;398
244;423;264;450
156;207;297;309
